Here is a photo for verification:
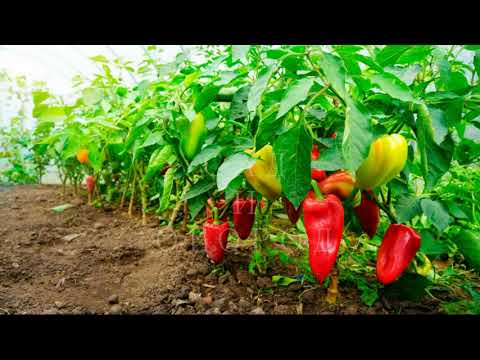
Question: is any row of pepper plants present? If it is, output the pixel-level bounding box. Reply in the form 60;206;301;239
4;45;480;311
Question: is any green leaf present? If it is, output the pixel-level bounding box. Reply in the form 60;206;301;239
395;193;422;223
159;167;175;211
89;55;109;63
420;199;451;232
247;66;275;114
225;175;244;202
396;45;433;65
456;230;480;272
255;111;284;149
428;107;448;144
446;201;468;219
187;145;222;173
194;85;220;113
415;103;435;186
230;85;251;121
143;145;174;182
276;78;314;119
232;45;250;61
384;273;431;302
464;45;480;51
464;124;480;143
272;275;298;287
51;204;75;213
82;88;103;106
183;178;216;201
311;143;345;171
32;90;50;105
317;51;346;100
216;153;256;191
375;45;411;67
420;230;449;257
474;51;480;77
36;106;67;123
370;72;416;103
273;123;312;208
188;194;208;221
139;131;164;149
342;97;374;171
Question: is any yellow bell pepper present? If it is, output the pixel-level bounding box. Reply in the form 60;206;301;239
244;144;282;201
355;134;408;190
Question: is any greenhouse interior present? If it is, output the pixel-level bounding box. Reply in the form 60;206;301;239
0;45;479;315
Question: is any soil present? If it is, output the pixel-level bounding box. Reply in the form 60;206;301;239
0;185;443;315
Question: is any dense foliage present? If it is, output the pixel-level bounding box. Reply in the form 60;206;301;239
1;45;480;313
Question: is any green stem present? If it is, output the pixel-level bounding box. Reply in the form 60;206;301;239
212;206;221;225
311;179;323;200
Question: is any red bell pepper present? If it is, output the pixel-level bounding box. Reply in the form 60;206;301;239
203;218;230;264
311;144;327;181
353;190;380;238
283;197;302;224
205;198;227;221
318;171;355;200
86;175;95;204
303;180;344;283
376;224;421;285
232;196;257;239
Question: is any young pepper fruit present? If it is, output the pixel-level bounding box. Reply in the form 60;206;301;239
181;113;206;161
203;209;230;264
355;134;408;190
244;144;282;201
76;148;89;164
318;171;355;200
232;196;257;240
303;180;344;283
283;197;302;224
311;144;327;181
376;224;421;285
353;190;380;238
86;175;95;205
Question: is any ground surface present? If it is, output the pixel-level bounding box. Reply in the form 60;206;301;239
0;185;443;315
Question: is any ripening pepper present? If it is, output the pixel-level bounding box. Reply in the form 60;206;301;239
355;134;408;190
244;144;282;201
311;144;327;181
353;190;380;238
203;218;230;264
76;148;89;164
181;113;206;161
205;198;227;221
283;197;302;224
303;181;344;283
86;175;95;193
232;196;257;240
318;171;355;200
376;224;421;285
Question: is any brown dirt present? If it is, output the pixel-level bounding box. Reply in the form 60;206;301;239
0;185;442;315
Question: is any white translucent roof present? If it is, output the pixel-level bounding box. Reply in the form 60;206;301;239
0;45;187;95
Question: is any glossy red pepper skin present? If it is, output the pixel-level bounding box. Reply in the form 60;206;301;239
232;197;257;239
303;194;344;283
376;224;421;285
205;198;227;221
318;171;355;200
311;144;327;181
353;190;380;238
203;219;230;264
86;175;95;194
283;198;302;224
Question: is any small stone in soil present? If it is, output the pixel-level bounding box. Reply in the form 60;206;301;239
54;301;65;309
250;307;265;315
238;298;250;311
110;304;122;315
93;222;104;229
108;294;119;305
63;233;81;242
188;291;202;304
